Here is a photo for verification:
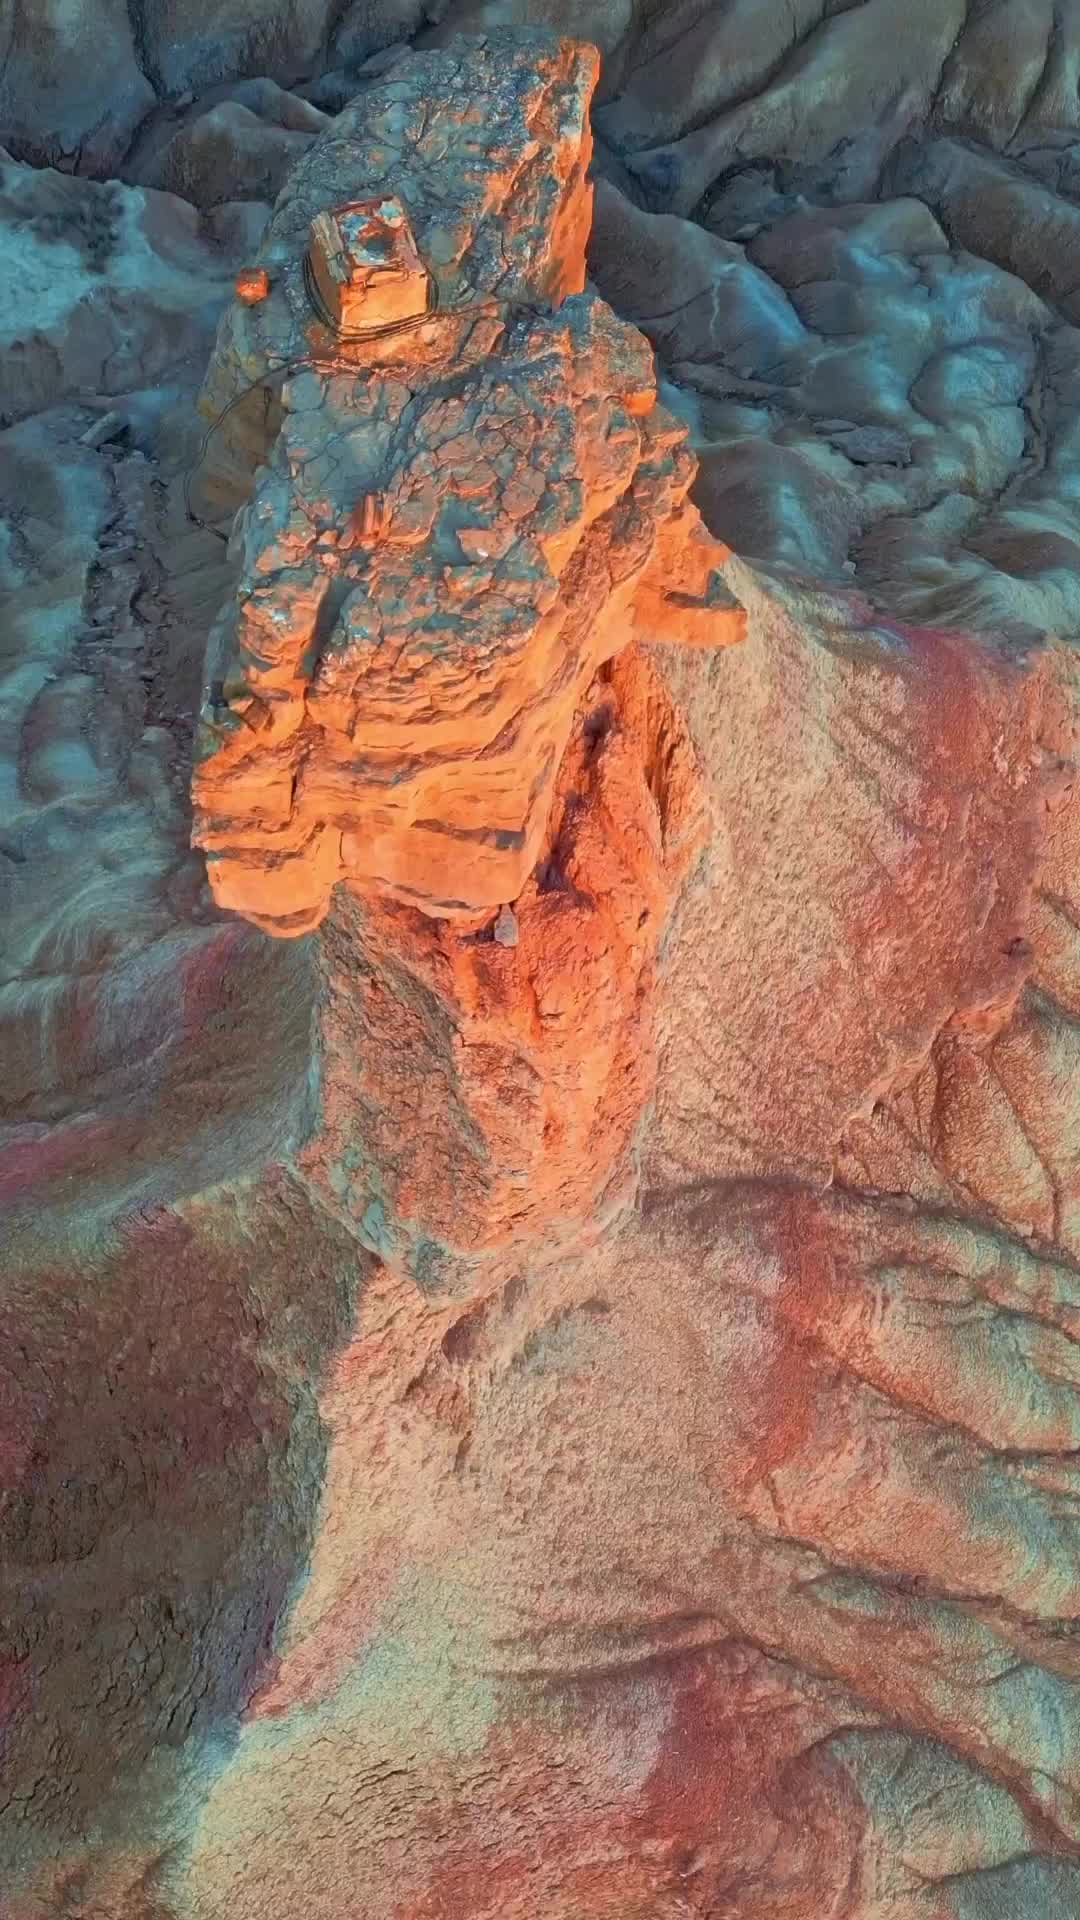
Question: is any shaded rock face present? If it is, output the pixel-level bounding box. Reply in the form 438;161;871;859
0;0;426;175
138;96;328;209
588;170;1080;637
8;12;1080;1920
0;155;239;425
0;0;156;177
12;0;1080;186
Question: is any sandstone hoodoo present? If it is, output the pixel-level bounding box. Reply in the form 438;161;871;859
189;30;745;1269
191;32;744;936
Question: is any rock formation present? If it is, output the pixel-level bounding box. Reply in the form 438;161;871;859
7;8;1080;1920
191;36;740;933
188;32;742;1270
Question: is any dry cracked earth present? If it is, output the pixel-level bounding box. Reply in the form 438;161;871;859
6;3;1080;1917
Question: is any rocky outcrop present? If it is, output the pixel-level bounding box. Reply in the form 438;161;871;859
187;32;741;1272
191;32;741;937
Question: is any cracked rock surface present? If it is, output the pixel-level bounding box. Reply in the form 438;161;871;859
6;9;1080;1920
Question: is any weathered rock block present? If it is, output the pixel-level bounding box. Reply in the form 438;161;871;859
305;197;431;333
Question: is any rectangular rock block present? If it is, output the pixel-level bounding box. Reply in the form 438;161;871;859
306;198;431;335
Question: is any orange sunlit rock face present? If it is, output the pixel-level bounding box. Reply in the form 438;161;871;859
190;33;743;937
301;645;709;1267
